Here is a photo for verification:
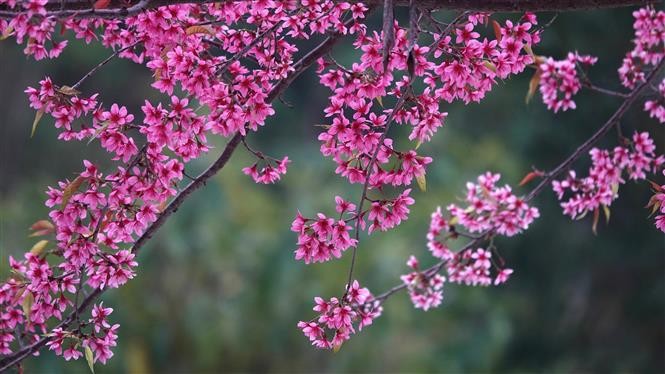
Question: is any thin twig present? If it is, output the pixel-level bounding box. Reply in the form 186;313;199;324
71;41;140;90
215;21;283;76
582;81;629;98
345;90;410;293
345;9;463;294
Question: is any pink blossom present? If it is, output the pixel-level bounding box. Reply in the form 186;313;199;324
298;280;381;349
538;53;597;112
553;131;663;224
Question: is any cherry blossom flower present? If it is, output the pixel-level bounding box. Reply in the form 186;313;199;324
298;280;381;350
553;131;663;224
538;52;597;112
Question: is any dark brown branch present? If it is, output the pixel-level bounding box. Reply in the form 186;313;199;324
0;28;349;373
0;0;658;20
130;135;243;255
0;133;243;372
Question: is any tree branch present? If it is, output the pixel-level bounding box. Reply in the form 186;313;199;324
0;0;658;20
346;91;409;293
71;42;139;90
525;59;665;202
370;57;665;307
0;28;349;373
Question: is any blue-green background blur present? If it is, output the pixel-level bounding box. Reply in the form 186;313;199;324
1;6;664;373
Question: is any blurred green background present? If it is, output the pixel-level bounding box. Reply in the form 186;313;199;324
1;6;664;373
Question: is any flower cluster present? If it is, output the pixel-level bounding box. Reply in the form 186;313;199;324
291;209;357;264
553;132;664;224
646;171;665;232
618;6;664;90
445;248;513;287
1;0;370;364
404;171;530;312
426;207;452;260
297;281;381;350
299;12;541;256
538;52;598;112
400;256;445;311
316;12;540;196
140;97;210;162
0;0;68;60
644;78;665;124
296;12;541;344
2;0;664;366
291;189;418;264
447;172;540;237
45;303;118;363
242;156;290;184
401;196;520;312
25;77;99;140
310;12;541;228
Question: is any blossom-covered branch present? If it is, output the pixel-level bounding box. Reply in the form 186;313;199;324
371;56;664;307
0;3;361;369
1;0;663;369
527;59;665;202
296;6;663;349
0;0;659;20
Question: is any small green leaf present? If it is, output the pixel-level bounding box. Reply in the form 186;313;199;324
591;208;600;236
525;69;541;105
611;183;620;195
646;195;661;217
22;291;34;322
483;60;497;73
29;219;55;237
524;44;537;62
602;205;611;224
61;176;85;208
85;346;95;374
575;210;588;220
647;179;663;192
31;109;45;138
0;25;14;41
87;121;111;145
29;229;52;238
11;286;26;305
58;85;81;96
29;240;49;256
415;173;426;192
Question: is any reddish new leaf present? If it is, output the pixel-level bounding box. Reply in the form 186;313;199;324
519;171;543;186
93;0;111;10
